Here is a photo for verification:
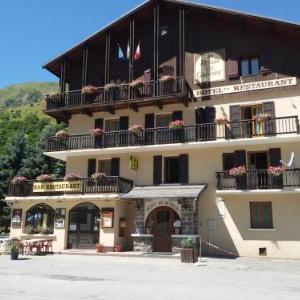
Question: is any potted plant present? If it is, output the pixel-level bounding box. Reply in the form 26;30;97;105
268;166;285;188
160;75;175;82
114;244;122;252
104;82;117;92
36;174;52;182
169;120;185;142
10;238;22;260
129;80;145;89
91;173;106;185
90;128;104;136
214;118;229;125
12;176;28;184
96;243;104;253
169;120;185;129
81;85;98;95
64;173;81;181
129;125;144;134
55;130;69;140
180;238;198;263
229;166;247;190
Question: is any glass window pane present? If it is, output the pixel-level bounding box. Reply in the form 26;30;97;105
156;114;172;127
251;58;259;75
105;119;119;132
241;60;250;76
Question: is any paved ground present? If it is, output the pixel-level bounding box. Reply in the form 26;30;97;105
1;254;300;300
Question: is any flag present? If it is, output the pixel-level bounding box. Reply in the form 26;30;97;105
134;42;141;61
118;44;125;60
126;40;130;60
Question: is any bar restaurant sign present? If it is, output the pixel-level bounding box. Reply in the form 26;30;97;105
193;77;297;98
194;49;225;84
33;181;81;193
144;199;181;221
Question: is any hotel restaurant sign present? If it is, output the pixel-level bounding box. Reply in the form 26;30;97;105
33;181;81;193
144;199;181;220
193;77;297;98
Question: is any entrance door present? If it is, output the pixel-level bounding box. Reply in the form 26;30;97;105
248;152;269;189
195;107;216;141
152;207;176;252
68;203;100;249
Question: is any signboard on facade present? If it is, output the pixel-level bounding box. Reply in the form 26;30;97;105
144;199;182;221
33;181;81;193
55;208;66;228
194;49;225;84
193;77;297;98
101;209;114;228
129;156;138;170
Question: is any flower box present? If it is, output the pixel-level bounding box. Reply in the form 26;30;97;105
160;75;175;82
129;80;145;89
229;166;246;177
36;174;52;182
90;128;104;136
55;130;69;140
268;166;286;176
180;238;198;263
129;125;144;134
64;173;81;181
12;176;28;184
214;118;229;125
169;120;185;129
104;83;117;91
81;85;98;95
91;173;106;180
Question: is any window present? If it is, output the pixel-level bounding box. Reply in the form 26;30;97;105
156;113;172;128
164;157;179;184
105;119;119;132
223;153;234;171
25;204;55;234
240;57;259;77
98;160;111;175
250;202;273;229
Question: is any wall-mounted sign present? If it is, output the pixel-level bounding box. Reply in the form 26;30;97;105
33;181;81;193
193;77;297;98
194;49;225;84
11;209;22;229
144;199;181;221
129;156;138;170
55;208;66;228
101;208;114;228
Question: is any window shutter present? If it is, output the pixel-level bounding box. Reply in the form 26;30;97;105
119;116;129;130
205;107;216;123
234;150;246;167
230;105;241;138
227;58;239;79
87;159;96;177
263;101;275;118
195;108;206;124
145;113;155;129
172;111;183;121
110;158;120;176
263;101;276;135
94;118;103;129
153;156;162;185
269;148;281;166
179;154;189;184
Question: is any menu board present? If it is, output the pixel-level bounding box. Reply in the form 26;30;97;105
11;209;22;229
101;209;114;228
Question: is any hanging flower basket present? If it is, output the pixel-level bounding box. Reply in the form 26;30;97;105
36;174;53;182
64;173;81;181
169;120;185;129
252;113;272;122
47;93;62;101
91;173;107;180
229;166;247;177
90;128;104;136
104;83;117;91
268;166;286;176
129;80;145;89
82;85;98;95
129;125;144;134
12;176;28;184
214;118;229;125
160;75;175;82
55;130;69;140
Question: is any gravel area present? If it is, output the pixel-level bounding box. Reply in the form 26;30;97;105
1;254;300;300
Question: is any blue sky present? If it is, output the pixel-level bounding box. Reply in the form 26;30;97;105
0;0;299;88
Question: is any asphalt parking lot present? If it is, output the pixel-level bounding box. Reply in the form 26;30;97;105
1;254;300;300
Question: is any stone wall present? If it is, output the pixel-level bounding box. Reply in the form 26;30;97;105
132;235;153;252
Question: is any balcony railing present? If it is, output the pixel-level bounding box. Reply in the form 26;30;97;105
216;169;300;190
7;177;133;197
45;77;185;111
44;116;299;152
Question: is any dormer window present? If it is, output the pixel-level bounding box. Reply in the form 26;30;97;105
240;57;260;77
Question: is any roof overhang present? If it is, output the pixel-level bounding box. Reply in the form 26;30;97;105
120;184;207;199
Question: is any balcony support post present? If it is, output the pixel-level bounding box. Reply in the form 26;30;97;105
153;3;160;97
178;9;186;93
81;47;89;105
104;34;111;103
59;60;66;94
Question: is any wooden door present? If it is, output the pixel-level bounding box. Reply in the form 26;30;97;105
153;207;175;252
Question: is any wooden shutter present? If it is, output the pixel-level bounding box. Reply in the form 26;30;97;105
263;102;275;118
234;150;246;167
94;118;103;129
145;113;155;129
87;159;96;177
179;154;189;184
110;158;120;176
227;58;239;79
195;108;206;124
263;101;276;135
205;107;216;123
153;156;162;185
172;111;183;121
119;116;129;130
269;148;281;166
230;105;241;138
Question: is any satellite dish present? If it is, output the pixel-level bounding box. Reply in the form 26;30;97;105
280;152;295;169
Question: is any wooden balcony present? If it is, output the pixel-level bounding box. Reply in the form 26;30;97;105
44;116;300;152
216;169;300;190
44;77;187;121
7;177;133;197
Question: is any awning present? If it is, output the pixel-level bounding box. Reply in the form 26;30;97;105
120;184;207;199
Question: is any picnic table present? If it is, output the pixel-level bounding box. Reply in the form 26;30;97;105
21;239;53;255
